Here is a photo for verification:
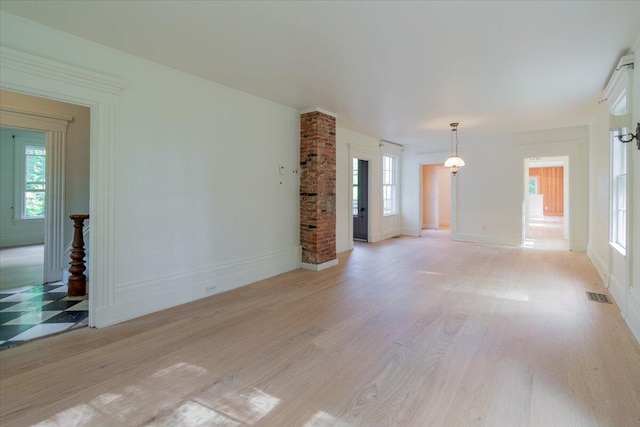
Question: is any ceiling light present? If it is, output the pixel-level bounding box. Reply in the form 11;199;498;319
444;122;465;175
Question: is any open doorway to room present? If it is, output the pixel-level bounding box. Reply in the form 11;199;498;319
0;90;90;349
421;164;451;238
524;156;569;250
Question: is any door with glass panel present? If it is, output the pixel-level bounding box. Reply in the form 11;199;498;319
353;158;368;241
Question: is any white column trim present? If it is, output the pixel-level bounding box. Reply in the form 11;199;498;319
44;130;66;282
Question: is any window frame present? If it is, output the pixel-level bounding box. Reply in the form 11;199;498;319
13;135;46;222
352;158;359;217
382;154;398;216
609;88;628;255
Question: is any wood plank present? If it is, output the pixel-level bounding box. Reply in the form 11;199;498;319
2;232;640;426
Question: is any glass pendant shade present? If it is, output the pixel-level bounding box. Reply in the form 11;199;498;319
444;122;465;174
444;155;465;167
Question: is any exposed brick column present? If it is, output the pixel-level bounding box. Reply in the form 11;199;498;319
300;109;337;270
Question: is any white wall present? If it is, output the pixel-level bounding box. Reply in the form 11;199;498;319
0;89;91;246
588;101;612;279
0;127;45;246
336;127;402;252
589;31;640;341
0;12;300;326
402;126;589;250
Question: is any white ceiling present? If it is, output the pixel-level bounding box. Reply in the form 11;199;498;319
1;1;639;145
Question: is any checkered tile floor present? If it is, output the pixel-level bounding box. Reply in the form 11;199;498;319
0;282;88;350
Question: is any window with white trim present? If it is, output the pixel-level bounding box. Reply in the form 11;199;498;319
14;135;46;220
382;154;398;215
610;91;627;251
352;158;359;216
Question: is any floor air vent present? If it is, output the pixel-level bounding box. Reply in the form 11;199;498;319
586;292;612;304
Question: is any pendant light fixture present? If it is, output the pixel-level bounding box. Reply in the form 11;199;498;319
444;122;465;175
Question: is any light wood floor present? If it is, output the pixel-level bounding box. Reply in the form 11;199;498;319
525;216;569;251
2;232;640;426
0;244;44;291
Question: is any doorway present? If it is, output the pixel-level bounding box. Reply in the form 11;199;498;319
0;128;46;290
0;90;91;346
353;158;369;241
421;164;451;232
524;156;569;250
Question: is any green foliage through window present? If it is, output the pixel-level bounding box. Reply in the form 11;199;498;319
24;145;46;218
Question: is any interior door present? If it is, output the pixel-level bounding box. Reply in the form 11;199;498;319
353;159;368;241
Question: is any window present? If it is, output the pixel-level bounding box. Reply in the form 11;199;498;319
382;154;398;215
14;135;46;220
528;177;538;195
352;158;359;216
23;145;46;218
610;92;627;251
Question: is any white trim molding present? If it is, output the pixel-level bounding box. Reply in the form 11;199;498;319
1;46;126;327
98;247;300;327
587;245;609;285
302;259;339;271
0;105;72;131
512;139;589;252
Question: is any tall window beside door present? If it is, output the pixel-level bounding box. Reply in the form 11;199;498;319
610;91;627;252
382;154;398;215
352;158;359;216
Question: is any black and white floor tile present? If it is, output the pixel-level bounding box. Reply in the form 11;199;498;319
0;282;88;350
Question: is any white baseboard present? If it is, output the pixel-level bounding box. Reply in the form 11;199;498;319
302;258;339;271
586;246;608;285
626;291;640;343
402;228;421;237
381;228;401;240
422;223;437;229
608;273;626;315
93;247;300;327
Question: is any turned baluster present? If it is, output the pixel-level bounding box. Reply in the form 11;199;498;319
68;214;90;297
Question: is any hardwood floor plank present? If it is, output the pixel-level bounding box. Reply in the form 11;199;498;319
2;233;640;427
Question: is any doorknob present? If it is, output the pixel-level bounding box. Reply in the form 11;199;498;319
360;208;366;212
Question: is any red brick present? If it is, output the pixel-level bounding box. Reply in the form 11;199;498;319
300;111;336;265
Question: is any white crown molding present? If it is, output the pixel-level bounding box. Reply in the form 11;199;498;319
603;54;634;101
0;46;126;96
